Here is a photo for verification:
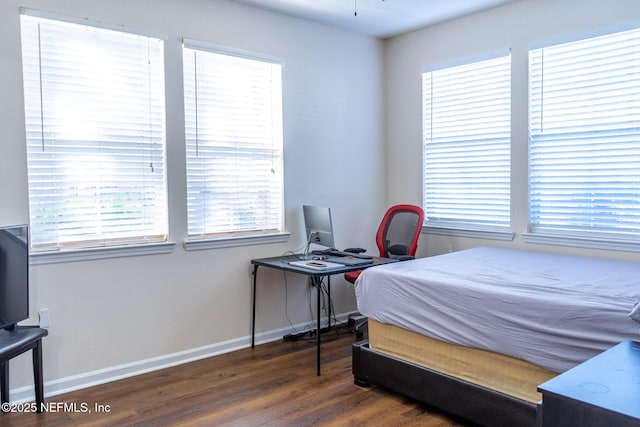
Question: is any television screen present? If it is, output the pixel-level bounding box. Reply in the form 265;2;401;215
0;225;29;331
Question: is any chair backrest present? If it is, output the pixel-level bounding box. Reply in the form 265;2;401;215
375;204;424;258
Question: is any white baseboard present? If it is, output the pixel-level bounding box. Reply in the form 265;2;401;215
10;312;357;403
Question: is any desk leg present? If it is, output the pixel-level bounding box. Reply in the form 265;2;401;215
1;360;8;404
327;276;331;329
313;275;322;376
251;265;259;348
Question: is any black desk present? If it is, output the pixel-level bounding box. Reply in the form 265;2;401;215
537;340;640;426
250;255;396;375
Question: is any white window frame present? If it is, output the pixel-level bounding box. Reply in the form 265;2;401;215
421;52;513;241
182;40;287;251
20;10;173;263
526;26;640;252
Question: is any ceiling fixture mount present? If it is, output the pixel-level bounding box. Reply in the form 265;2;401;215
355;0;386;17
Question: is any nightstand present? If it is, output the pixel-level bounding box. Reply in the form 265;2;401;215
538;340;640;427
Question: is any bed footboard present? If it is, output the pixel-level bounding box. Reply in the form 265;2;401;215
352;340;538;427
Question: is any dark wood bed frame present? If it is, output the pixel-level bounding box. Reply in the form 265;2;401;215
352;340;539;427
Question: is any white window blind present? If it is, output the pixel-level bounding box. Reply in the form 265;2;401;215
529;28;640;240
422;54;511;231
183;43;283;238
20;14;167;250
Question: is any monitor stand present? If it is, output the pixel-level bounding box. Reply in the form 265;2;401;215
301;231;322;259
300;240;332;260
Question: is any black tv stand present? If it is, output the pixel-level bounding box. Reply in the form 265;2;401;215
0;326;48;412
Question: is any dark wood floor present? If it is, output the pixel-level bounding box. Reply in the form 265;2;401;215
3;327;472;426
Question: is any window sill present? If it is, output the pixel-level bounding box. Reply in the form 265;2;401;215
30;241;176;265
184;232;290;251
423;225;514;241
522;232;640;252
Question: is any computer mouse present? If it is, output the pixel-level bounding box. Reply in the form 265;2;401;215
312;256;326;261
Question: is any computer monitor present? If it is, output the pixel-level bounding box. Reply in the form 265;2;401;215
303;205;335;253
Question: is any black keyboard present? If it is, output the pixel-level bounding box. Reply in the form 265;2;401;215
327;249;373;259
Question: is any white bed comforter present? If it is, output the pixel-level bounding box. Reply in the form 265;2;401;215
355;246;640;373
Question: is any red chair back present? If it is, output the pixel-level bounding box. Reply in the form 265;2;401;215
375;204;424;258
345;204;424;283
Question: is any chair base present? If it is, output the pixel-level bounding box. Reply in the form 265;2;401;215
348;313;367;339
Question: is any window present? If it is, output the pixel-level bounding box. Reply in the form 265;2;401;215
422;54;511;235
183;41;284;242
20;12;168;252
529;28;640;243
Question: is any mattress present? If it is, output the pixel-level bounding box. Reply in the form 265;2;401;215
355;246;640;373
368;319;556;403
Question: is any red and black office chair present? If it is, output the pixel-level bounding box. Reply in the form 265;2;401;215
345;204;424;283
345;204;424;337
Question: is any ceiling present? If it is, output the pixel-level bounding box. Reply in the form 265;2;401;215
230;0;519;39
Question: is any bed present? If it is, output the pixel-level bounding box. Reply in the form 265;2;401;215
351;246;640;427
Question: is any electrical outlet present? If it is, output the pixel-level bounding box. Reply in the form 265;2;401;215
39;308;50;328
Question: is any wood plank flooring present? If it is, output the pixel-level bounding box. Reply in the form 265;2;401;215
2;327;472;426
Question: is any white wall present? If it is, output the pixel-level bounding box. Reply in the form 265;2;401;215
386;0;640;261
0;0;385;395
